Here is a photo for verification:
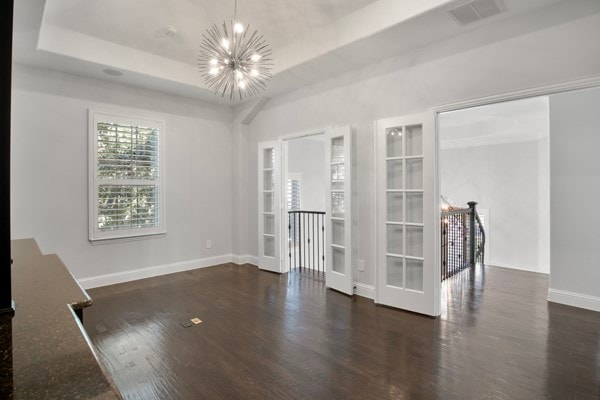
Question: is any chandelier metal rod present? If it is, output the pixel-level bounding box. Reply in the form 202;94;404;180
198;0;273;100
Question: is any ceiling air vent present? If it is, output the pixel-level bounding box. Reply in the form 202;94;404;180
449;0;507;26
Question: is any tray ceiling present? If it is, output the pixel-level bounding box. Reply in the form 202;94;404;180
13;0;592;104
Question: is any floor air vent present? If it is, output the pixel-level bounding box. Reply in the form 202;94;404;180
449;0;507;26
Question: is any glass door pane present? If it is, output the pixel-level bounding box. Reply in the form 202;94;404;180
405;159;423;190
332;246;345;273
406;259;423;291
259;141;281;273
387;256;404;287
331;193;345;218
325;126;353;295
332;220;345;246
405;125;423;156
263;150;275;258
405;193;423;223
331;137;344;163
384;123;424;291
264;148;274;169
387;160;403;190
386;127;403;158
331;164;345;190
330;135;345;274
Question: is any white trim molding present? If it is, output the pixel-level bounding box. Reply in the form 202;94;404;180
488;263;550;275
79;254;233;289
432;74;600;114
231;254;259;266
548;288;600;313
354;282;375;300
79;254;260;289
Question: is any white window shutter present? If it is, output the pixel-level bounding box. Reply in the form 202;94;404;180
89;111;166;241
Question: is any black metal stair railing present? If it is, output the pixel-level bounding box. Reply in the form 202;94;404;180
474;211;486;265
441;201;485;281
288;211;325;275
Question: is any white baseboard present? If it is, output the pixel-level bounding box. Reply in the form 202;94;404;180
231;254;259;266
79;254;235;289
354;282;375;300
487;262;549;275
548;288;600;312
79;254;375;302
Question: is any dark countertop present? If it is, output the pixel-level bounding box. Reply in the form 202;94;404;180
0;239;121;399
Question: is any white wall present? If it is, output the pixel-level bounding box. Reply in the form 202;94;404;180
537;136;551;273
549;86;600;308
11;65;234;281
236;11;600;286
440;140;550;273
287;137;325;211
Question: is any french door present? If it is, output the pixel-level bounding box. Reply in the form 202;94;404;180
375;113;438;316
325;126;353;295
258;128;353;292
258;141;282;273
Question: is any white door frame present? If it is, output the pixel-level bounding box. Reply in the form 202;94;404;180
432;75;600;314
280;127;330;273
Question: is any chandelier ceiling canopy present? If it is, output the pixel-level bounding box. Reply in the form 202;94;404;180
198;0;273;100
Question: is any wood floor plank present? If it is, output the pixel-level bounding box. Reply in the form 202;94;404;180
84;264;600;400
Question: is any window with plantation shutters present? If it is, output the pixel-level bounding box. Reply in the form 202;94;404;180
89;111;165;241
287;174;302;211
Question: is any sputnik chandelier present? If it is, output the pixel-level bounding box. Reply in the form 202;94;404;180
198;0;273;100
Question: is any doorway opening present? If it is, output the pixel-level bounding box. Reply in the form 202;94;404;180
283;134;327;278
438;96;551;315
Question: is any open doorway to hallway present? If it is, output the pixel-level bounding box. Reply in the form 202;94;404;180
284;134;327;277
438;97;551;314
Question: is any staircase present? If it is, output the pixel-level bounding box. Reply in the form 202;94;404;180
441;200;486;280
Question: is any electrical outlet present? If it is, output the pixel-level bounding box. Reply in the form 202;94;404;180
206;240;212;249
358;259;365;272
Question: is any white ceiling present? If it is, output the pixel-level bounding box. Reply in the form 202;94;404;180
12;0;597;105
439;96;550;149
42;0;379;65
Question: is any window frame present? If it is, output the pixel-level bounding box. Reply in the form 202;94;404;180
88;110;166;242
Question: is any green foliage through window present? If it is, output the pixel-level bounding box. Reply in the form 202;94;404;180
96;121;160;231
97;122;159;179
98;185;158;230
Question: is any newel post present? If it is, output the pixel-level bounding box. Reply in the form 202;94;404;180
467;202;477;267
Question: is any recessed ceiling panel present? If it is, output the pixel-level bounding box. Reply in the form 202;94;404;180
43;0;379;66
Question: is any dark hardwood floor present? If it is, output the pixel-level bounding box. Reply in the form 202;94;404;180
85;265;600;400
